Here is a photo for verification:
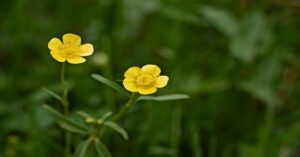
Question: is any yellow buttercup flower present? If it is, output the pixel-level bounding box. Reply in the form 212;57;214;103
48;33;94;64
123;64;169;95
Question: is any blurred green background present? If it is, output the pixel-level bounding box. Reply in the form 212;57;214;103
1;0;300;156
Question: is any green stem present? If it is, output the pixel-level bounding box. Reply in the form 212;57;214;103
61;62;71;157
257;106;275;157
98;93;140;139
112;93;140;121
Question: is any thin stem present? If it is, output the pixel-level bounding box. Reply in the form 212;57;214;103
112;93;140;121
61;62;71;157
257;105;275;157
61;62;69;109
99;93;140;139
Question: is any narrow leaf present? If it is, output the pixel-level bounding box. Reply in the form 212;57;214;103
42;87;62;101
200;7;238;37
59;122;88;135
138;94;190;101
75;138;93;157
101;112;113;120
94;140;113;157
43;105;88;132
104;121;129;140
77;111;94;119
91;74;130;97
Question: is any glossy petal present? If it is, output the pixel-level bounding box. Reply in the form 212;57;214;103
80;44;94;56
138;87;157;95
48;38;63;51
63;33;81;46
123;78;139;92
141;64;161;77
50;51;66;62
155;76;169;88
124;67;141;78
67;56;86;64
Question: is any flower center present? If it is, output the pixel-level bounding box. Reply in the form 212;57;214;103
63;45;80;58
136;74;154;86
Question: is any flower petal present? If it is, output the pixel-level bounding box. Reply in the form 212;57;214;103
50;51;66;62
67;56;86;64
123;78;139;92
124;67;141;78
80;43;94;56
155;76;169;88
138;87;157;95
63;33;81;46
48;38;63;51
141;64;161;77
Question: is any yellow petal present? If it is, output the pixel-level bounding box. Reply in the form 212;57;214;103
67;56;86;64
80;44;94;56
50;51;66;62
155;76;169;88
141;64;161;77
124;67;141;78
123;78;139;92
138;87;157;95
48;38;63;51
63;33;81;46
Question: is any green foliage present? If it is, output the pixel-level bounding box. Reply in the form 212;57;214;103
91;74;130;97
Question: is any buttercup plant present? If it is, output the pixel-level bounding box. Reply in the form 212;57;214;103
45;33;94;157
43;33;189;157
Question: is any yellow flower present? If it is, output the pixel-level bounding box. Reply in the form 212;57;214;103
48;33;94;64
123;64;169;95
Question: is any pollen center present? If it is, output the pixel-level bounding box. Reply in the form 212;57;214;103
136;74;154;86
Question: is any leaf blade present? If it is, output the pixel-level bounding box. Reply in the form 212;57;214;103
75;138;93;157
91;74;130;97
138;94;190;101
104;121;129;140
43;105;88;132
200;7;238;37
94;140;113;157
59;122;88;135
42;87;62;101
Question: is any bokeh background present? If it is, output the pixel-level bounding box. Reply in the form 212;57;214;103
1;0;300;156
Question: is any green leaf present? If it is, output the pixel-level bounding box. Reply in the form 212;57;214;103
200;7;239;37
94;140;113;157
138;94;190;101
91;74;130;97
229;12;269;63
43;105;88;132
59;122;88;135
160;5;202;26
41;87;62;101
77;111;94;119
100;112;113;120
75;138;93;157
104;121;129;140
